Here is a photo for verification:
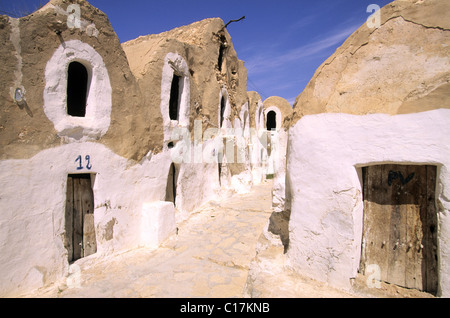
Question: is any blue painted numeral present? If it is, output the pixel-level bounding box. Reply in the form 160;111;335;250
75;155;83;170
85;155;92;170
75;155;92;170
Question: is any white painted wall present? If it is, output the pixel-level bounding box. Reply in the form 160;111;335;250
141;201;176;249
0;142;174;296
0;127;247;296
250;98;267;185
286;109;450;296
43;40;112;141
270;129;288;213
261;105;289;213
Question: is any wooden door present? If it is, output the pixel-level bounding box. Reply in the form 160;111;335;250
361;164;438;294
65;174;97;262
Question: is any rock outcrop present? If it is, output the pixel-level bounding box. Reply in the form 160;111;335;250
289;0;450;127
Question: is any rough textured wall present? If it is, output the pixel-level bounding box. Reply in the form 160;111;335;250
0;0;148;161
289;0;450;127
122;17;248;148
122;18;251;220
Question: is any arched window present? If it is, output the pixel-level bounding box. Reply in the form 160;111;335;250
266;110;277;131
220;96;226;128
218;43;226;72
165;163;178;205
160;53;190;147
218;151;223;186
67;61;89;117
44;40;112;141
169;74;181;121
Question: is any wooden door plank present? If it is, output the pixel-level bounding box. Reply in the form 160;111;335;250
409;165;426;290
83;214;96;257
65;176;74;262
72;177;83;261
425;165;438;294
386;165;407;287
405;200;423;290
362;165;390;281
378;165;392;282
360;167;369;274
80;177;96;257
387;165;426;289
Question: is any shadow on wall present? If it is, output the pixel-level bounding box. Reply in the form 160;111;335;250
267;209;291;253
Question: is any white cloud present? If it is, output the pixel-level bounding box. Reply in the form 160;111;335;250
244;22;360;75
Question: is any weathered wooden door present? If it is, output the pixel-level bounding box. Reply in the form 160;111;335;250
65;174;97;262
361;164;438;294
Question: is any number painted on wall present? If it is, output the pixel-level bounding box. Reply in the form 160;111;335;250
75;155;92;170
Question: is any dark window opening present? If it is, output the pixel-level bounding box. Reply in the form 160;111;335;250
169;74;181;121
266;111;277;131
218;43;226;72
218;151;223;186
67;61;88;117
220;96;226;128
165;163;178;205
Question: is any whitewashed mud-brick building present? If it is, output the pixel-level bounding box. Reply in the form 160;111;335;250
0;0;270;296
285;0;450;297
2;0;449;299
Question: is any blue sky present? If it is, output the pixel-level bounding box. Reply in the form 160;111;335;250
1;0;392;105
